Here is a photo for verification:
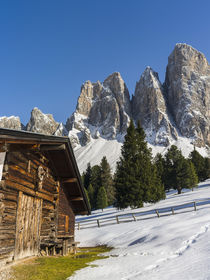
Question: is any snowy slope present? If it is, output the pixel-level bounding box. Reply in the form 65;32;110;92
73;135;209;173
68;180;210;280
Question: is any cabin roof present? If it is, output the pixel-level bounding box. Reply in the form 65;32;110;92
0;128;91;215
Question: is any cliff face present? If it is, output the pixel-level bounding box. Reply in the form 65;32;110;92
132;67;178;146
66;72;131;147
165;43;210;147
0;116;22;130
26;107;67;136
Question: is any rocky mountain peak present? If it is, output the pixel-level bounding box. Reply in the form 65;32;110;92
0;116;23;130
171;43;209;74
26;107;65;136
132;66;177;146
165;43;210;147
67;72;131;147
140;66;162;89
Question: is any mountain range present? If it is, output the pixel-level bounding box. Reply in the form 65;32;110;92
1;43;209;172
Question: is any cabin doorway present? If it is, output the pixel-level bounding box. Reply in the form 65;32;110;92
14;192;43;260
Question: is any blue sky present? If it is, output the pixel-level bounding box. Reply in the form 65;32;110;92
1;0;210;125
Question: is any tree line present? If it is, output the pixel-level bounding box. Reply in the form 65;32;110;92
82;120;210;211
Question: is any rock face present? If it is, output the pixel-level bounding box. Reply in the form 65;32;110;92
132;67;178;146
0;116;22;130
165;43;210;147
26;107;66;136
66;72;131;147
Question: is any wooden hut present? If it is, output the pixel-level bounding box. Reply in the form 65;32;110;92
0;128;90;265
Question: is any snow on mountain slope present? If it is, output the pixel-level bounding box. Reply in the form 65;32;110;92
68;180;210;280
73;137;123;172
73;135;209;173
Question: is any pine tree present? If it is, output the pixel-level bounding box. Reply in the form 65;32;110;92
96;187;108;211
90;165;102;209
189;149;206;181
84;188;91;210
188;161;198;191
164;146;199;194
83;163;92;189
100;156;115;205
114;120;165;209
154;153;165;188
87;184;94;209
164;145;183;192
203;158;210;179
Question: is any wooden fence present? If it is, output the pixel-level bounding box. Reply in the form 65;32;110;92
75;199;210;230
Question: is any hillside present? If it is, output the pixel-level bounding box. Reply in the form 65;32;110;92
69;180;210;280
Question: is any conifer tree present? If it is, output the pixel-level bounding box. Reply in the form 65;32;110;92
189;149;205;181
114;120;165;209
188;161;198;191
87;184;94;209
100;156;115;205
154;153;165;188
204;158;210;179
164;146;199;194
90;165;102;209
83;163;92;189
96;187;108;211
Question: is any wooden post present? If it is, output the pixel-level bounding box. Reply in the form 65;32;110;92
97;219;100;227
78;223;80;230
171;207;174;215
194;202;197;211
155;210;160;218
116;216;119;224
46;247;49;256
132;214;136;221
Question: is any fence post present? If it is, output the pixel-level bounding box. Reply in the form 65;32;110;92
78;223;80;230
194;202;197;211
155;210;160;218
132;214;136;221
116;216;119;224
97;219;100;227
171;208;174;215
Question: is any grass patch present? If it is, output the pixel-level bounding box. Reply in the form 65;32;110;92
10;246;112;280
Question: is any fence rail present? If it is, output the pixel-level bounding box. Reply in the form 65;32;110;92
75;199;210;230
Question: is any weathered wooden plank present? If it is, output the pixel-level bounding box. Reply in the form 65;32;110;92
14;193;43;260
6;181;55;203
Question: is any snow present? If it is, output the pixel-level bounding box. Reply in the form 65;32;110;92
0;152;6;181
68;180;210;280
73;134;209;173
74;137;123;172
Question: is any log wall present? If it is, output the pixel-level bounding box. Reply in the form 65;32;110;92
0;149;76;264
58;186;75;237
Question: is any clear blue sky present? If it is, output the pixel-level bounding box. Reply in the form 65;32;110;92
1;0;210;125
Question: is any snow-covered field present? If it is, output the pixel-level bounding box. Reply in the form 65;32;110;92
68;180;210;280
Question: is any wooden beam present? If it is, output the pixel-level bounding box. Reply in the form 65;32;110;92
70;196;83;201
62;178;77;183
40;144;66;151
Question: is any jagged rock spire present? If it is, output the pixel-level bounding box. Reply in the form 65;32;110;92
165;43;210;146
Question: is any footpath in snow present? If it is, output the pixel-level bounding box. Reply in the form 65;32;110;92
68;180;210;280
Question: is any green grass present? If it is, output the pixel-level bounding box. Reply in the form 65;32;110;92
10;246;112;280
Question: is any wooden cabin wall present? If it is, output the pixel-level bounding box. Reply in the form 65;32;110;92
58;185;75;238
0;183;18;265
0;150;59;263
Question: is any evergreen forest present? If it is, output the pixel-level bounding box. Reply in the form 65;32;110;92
82;121;210;210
